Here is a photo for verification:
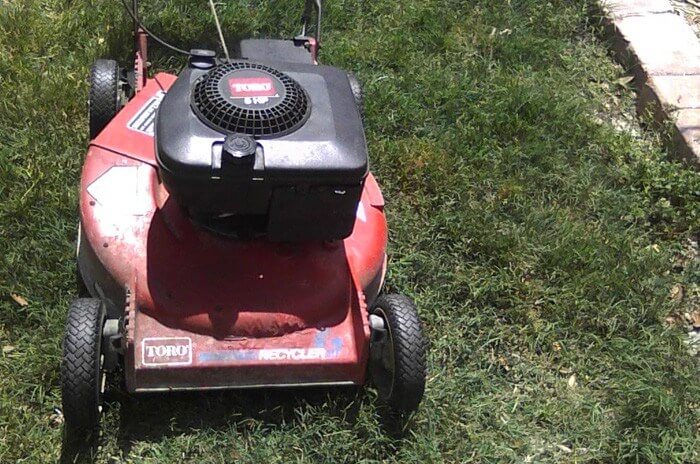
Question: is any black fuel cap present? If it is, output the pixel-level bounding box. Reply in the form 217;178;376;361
223;135;256;164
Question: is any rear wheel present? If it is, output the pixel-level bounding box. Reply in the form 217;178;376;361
347;72;364;119
89;59;124;139
61;298;106;447
369;294;426;415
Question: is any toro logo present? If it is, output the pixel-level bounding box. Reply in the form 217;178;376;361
228;77;277;98
142;337;192;366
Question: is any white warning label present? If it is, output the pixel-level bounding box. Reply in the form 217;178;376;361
126;91;165;136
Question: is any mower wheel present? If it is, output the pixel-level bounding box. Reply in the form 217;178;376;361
89;59;121;139
369;294;426;415
61;298;106;447
347;72;364;119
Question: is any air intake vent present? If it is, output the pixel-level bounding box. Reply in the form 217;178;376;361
191;62;310;137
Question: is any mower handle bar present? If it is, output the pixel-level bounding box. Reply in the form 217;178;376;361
299;0;322;46
126;0;322;57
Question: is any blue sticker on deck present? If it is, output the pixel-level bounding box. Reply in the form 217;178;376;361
198;347;340;363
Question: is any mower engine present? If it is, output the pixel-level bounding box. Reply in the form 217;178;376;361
157;52;367;241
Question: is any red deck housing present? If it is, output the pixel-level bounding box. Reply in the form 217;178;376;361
79;74;388;392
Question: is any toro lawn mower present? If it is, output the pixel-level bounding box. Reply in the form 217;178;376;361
62;0;426;447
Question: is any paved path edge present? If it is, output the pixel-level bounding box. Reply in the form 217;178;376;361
593;0;700;169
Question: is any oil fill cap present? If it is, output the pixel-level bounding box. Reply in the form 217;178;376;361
223;135;256;164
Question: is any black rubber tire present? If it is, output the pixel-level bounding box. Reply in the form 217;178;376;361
89;59;120;139
61;298;106;446
347;72;364;119
370;294;427;414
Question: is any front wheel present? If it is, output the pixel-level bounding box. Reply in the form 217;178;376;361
347;72;364;120
369;294;427;415
61;298;106;447
88;59;125;139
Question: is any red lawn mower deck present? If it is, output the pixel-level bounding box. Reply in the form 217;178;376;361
61;0;426;450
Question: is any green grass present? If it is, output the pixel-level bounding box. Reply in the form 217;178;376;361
1;0;699;462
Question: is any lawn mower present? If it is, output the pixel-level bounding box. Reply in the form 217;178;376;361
62;0;426;446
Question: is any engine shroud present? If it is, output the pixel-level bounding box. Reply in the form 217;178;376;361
155;58;368;241
191;62;311;137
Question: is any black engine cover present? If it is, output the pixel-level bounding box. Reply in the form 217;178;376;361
191;61;312;137
155;46;368;241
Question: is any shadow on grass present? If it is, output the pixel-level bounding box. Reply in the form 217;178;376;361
59;386;410;462
60;387;343;462
60;434;99;464
115;386;363;448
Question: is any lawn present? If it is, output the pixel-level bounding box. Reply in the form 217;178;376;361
1;0;699;462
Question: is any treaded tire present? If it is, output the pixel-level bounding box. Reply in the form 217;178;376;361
61;298;106;446
347;72;364;120
370;294;427;414
89;59;120;139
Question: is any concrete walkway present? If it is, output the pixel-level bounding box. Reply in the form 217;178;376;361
598;0;700;168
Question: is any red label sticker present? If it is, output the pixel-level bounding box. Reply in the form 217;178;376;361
142;337;192;366
228;77;277;98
